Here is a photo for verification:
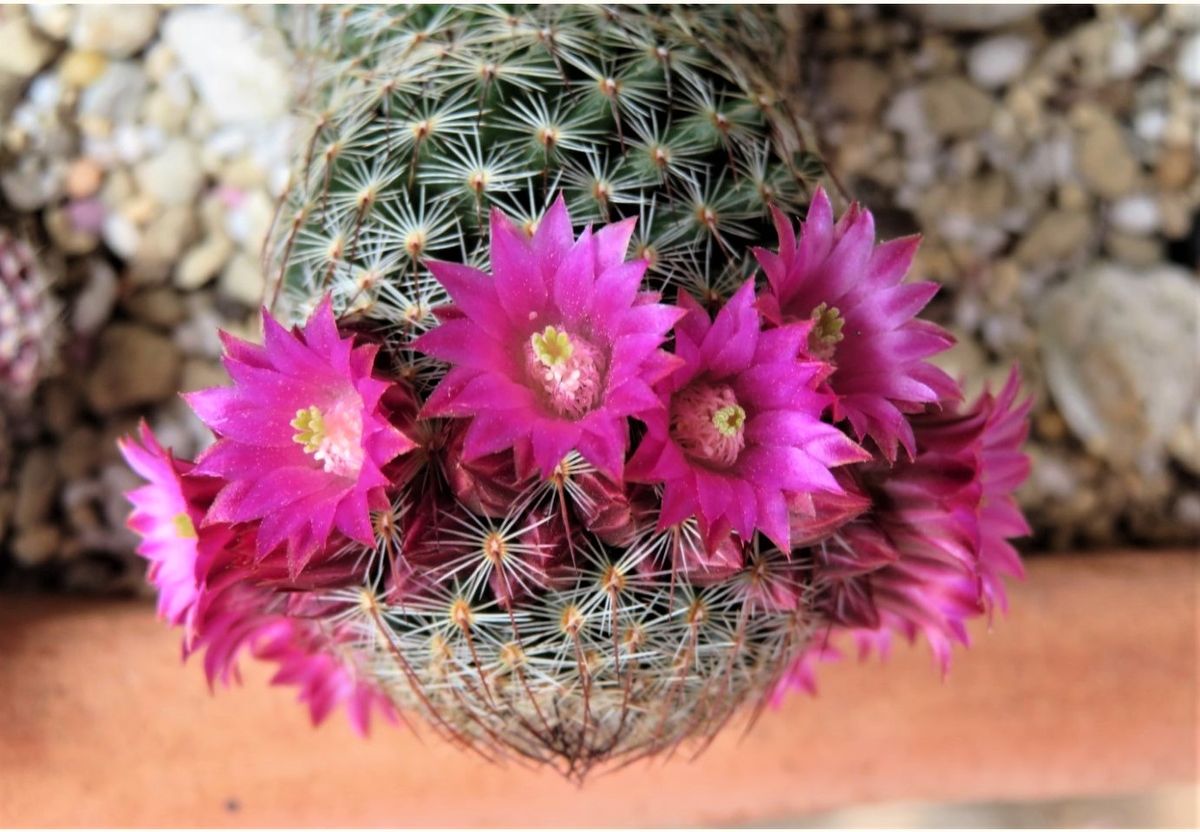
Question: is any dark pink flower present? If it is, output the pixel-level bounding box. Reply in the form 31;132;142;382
184;524;395;735
441;421;535;518
754;187;958;460
413;195;683;479
808;369;1032;670
627;280;869;551
118;422;219;639
572;473;655;547
185;298;416;574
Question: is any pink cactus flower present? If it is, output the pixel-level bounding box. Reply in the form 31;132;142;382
808;369;1032;671
117;422;219;638
627;280;869;551
413;195;684;479
185;298;416;574
754;187;958;460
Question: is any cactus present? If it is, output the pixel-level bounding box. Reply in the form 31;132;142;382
0;229;58;403
256;5;821;775
266;5;821;325
119;4;1030;782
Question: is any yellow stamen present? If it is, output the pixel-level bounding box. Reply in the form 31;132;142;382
291;405;325;454
172;512;197;539
811;302;845;347
530;325;573;368
712;404;746;438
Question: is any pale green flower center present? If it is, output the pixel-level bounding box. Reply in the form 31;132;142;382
531;325;574;368
290;400;365;477
712;404;746;438
291;405;326;454
172;512;197;539
809;302;845;360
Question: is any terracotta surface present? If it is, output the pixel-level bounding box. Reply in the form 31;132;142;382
1;550;1196;827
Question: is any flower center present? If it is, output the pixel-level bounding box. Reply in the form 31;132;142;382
525;325;605;419
290;400;364;477
670;382;747;469
172;512;197;539
809;302;844;361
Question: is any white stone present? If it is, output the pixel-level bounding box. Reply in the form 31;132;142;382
161;7;289;125
175;235;233;290
967;35;1032;90
78;61;148;126
0;15;55;76
101;213;140;260
70;5;159;58
1107;21;1142;80
218;253;266;307
224;189;274;248
133;138;204;207
1039;262;1200;472
1178;34;1200;88
71;260;119;336
1109;194;1160;235
27;4;75;41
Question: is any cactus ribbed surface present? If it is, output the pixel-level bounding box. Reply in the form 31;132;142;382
262;5;825;775
0;229;57;404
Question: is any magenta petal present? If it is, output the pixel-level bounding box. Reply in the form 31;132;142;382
426;260;511;340
529;420;581;477
489;208;548;324
531;194;574;278
593;215;637;272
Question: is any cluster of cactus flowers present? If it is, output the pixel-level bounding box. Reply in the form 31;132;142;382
119;5;1031;778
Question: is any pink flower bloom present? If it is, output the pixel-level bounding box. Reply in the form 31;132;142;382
413;195;684;479
118;422;218;639
185;298;416;574
754;187;958;460
808;370;1032;671
191;579;396;735
977;369;1032;615
627;280;869;551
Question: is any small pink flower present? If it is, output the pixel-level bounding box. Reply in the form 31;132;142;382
414;195;684;478
754;187;958;460
441;422;535;518
185;298;416;574
117;422;219;639
808;369;1032;670
627;280;869;551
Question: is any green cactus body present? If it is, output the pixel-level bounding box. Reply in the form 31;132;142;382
266;4;824;776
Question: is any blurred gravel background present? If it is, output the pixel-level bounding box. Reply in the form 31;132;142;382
0;4;1196;595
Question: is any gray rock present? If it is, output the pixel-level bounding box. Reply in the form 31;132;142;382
175;234;232;290
12;525;60;567
71;260;119;336
123;287;187;329
14;448;58;529
1014;209;1091;264
1039;262;1200;472
78;61;149;127
218;252;266;307
85;324;183;415
1075;114;1140;199
920;77;994;139
133;137;204;207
